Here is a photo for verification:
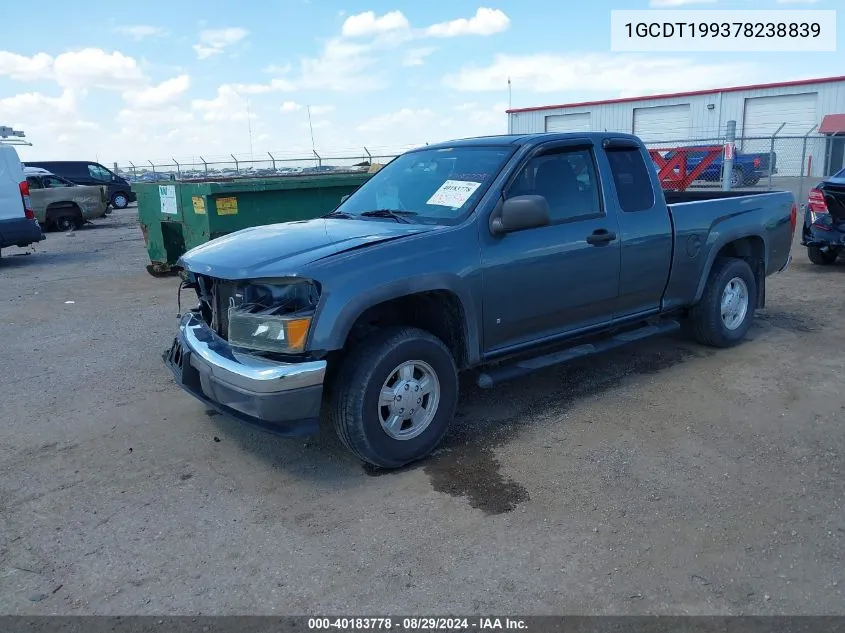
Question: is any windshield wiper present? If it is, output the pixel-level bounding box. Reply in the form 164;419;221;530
324;210;355;219
359;209;418;224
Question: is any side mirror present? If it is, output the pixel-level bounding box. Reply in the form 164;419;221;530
340;194;350;203
490;195;551;235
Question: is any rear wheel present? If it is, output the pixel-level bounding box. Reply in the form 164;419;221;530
54;213;81;232
331;326;459;469
689;257;757;348
111;192;129;209
807;246;837;265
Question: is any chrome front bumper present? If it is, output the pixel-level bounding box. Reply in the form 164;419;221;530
165;311;326;436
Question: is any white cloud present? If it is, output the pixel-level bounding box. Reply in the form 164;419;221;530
424;8;510;38
117;107;194;126
281;101;302;112
0;51;53;81
194;27;249;60
298;38;384;92
114;25;168;40
357;108;435;133
53;48;145;90
230;78;296;94
0;90;99;152
443;53;761;97
403;47;436;67
192;85;253;121
341;10;410;37
649;0;717;5
123;74;190;108
263;63;292;74
309;104;335;115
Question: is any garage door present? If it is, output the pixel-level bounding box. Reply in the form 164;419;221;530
545;113;591;133
742;92;817;175
633;104;690;143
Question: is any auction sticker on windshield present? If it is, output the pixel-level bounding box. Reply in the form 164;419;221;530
427;180;482;208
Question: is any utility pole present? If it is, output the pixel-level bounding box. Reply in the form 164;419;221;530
247;100;254;159
307;105;316;156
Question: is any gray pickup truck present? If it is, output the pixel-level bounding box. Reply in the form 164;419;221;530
165;132;796;468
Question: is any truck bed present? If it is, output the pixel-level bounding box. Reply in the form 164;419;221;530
661;189;795;310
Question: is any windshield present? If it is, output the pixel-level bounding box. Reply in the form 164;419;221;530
335;145;514;225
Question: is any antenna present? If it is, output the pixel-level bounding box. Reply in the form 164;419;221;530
306;105;316;155
247;100;254;158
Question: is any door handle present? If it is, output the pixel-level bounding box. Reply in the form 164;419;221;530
586;229;617;246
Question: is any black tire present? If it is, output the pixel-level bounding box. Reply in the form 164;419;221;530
807;246;837;265
331;326;459;468
111;192;129;209
730;167;745;188
689;257;757;348
54;213;81;232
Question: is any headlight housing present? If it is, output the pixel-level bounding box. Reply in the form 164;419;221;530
226;278;319;354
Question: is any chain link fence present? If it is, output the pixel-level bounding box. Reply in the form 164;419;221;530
114;146;420;184
116;128;845;203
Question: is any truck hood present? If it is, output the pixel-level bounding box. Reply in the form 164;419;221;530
178;217;440;279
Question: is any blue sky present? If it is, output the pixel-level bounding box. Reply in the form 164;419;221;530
0;0;841;165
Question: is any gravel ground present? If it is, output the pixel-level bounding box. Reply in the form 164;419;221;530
0;208;842;615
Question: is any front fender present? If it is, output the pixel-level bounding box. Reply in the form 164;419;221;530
308;272;481;364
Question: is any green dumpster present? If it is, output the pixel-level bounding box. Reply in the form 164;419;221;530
135;171;373;276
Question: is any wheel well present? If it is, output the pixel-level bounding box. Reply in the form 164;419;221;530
713;235;766;305
46;202;83;223
340;291;469;370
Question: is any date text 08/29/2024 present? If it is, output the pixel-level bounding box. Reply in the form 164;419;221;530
307;617;528;630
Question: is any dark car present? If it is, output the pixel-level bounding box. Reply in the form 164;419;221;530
23;160;136;209
801;167;845;265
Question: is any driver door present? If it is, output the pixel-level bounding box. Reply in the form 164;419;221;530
479;141;621;353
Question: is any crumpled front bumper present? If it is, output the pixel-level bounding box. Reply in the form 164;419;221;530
164;311;326;436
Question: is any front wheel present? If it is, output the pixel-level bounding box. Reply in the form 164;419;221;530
807;246;837;265
331;326;459;468
730;167;745;188
111;193;129;209
689;257;757;348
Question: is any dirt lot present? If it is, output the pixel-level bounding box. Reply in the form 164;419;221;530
0;209;843;615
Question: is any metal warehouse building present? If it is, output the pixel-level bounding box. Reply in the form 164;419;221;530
507;76;845;178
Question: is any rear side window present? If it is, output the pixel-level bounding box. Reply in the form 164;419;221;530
87;164;112;181
606;148;655;212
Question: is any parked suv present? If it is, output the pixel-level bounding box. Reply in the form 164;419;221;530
0;144;44;255
23;160;136;209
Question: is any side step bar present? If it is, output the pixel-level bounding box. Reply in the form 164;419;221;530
476;319;681;389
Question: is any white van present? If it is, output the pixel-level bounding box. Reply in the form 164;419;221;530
0;143;44;255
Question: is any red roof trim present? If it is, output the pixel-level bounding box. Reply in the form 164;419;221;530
819;114;845;135
506;75;845;114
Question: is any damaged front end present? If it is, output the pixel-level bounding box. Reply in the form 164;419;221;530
179;272;321;357
164;271;327;436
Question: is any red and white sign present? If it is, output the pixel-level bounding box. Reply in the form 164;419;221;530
724;142;735;161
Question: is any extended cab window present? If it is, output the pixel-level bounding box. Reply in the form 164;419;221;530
87;164;113;182
606;148;655;212
44;176;72;188
507;147;601;223
26;176;43;189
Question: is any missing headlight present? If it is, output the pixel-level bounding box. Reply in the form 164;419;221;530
226;278;320;353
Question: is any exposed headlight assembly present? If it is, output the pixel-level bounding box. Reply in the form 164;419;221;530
226;278;319;354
